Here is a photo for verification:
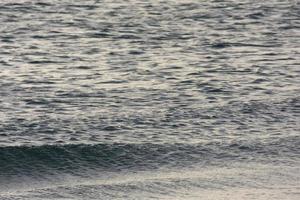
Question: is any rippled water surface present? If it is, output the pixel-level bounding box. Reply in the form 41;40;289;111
0;0;299;199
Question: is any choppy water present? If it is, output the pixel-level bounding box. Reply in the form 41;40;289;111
0;0;299;199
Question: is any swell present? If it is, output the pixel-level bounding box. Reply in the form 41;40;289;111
1;136;299;179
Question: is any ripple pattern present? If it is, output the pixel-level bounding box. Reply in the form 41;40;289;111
0;0;299;199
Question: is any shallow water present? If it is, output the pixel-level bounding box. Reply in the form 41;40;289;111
0;0;299;199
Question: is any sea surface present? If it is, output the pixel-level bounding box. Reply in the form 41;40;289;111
0;0;299;199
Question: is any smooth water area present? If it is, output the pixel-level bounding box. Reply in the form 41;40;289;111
0;0;299;199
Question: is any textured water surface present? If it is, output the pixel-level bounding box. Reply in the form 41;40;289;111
0;0;299;199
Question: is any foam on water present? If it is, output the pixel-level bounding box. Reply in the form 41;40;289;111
1;163;299;200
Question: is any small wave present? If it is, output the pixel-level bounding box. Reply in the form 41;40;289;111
0;137;299;180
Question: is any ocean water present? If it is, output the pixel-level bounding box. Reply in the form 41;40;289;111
0;0;299;199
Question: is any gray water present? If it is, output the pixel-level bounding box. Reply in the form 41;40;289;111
0;0;299;199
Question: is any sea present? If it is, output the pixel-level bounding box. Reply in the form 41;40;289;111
0;0;299;199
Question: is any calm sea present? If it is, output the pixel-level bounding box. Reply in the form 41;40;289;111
0;0;299;199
